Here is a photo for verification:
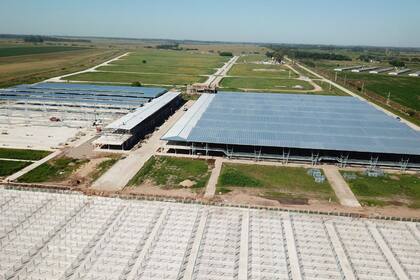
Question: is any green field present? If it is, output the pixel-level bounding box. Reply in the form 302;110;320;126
341;171;420;208
336;72;420;111
217;163;336;203
17;157;88;183
89;158;119;182
221;77;313;91
67;48;227;85
0;148;50;161
0;46;88;57
228;63;298;78
67;71;206;85
128;156;211;190
0;160;31;177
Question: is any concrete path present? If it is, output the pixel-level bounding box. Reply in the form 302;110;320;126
45;52;130;83
204;158;223;199
91;101;194;191
323;165;361;208
204;56;239;88
4;150;62;182
287;58;419;131
0;158;35;163
238;211;249;280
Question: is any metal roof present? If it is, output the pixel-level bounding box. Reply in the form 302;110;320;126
26;82;167;98
107;91;181;131
162;92;420;156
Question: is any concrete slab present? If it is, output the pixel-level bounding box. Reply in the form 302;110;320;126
204;158;223;199
323;165;361;208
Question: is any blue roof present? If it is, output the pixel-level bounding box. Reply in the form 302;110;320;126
162;92;420;156
16;82;167;98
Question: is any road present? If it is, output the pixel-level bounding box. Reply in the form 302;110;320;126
91;100;194;192
286;58;419;131
203;55;239;88
45;52;130;83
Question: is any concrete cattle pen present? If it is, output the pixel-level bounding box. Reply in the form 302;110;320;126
0;187;419;280
162;92;420;169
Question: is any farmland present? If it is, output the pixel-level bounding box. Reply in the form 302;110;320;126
0;46;88;57
66;48;228;86
0;43;121;88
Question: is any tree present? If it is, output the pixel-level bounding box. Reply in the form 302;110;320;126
219;51;233;57
389;60;405;67
131;81;142;87
142;60;147;64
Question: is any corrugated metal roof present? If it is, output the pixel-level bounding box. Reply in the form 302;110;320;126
162;92;420;156
107;91;180;131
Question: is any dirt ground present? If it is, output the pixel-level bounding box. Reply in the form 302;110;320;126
123;180;202;199
213;188;420;219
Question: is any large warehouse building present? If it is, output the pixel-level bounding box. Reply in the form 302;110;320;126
162;92;420;169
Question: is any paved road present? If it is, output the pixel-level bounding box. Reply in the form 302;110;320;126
322;165;361;208
91;101;194;192
204;56;239;88
287;58;419;131
45;52;130;83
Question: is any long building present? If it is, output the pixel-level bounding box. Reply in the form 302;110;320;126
94;91;182;150
162;92;420;169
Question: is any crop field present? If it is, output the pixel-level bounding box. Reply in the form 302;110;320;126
336;72;420;111
0;45;120;88
217;163;336;204
66;48;228;86
0;46;88;57
341;171;420;208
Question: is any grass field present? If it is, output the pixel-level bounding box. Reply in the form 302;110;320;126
0;46;88;57
341;171;420;208
336;72;420;111
17;157;88;183
0;148;50;161
221;77;313;91
89;158;119;182
0;46;120;88
128;156;211;190
0;160;31;177
228;63;298;78
67;48;227;86
217;163;336;203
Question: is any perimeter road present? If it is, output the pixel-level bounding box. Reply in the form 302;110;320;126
92;100;194;191
323;166;361;208
205;55;239;88
287;57;419;131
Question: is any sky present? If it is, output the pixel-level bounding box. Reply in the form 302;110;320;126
0;0;419;47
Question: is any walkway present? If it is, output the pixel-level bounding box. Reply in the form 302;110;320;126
91;101;194;191
4;150;62;182
322;165;361;208
204;158;223;199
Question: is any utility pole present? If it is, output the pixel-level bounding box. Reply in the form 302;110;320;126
387;92;391;105
361;81;365;94
335;71;338;82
